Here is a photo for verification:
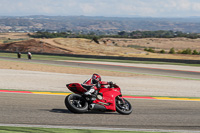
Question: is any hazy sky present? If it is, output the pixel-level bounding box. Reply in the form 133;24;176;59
1;0;200;17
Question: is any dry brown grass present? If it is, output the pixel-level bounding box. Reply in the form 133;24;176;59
1;33;200;60
104;38;200;51
44;38;200;60
51;38;145;56
0;33;30;44
0;33;29;40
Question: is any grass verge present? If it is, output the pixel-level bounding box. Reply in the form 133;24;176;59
0;52;200;67
0;126;174;133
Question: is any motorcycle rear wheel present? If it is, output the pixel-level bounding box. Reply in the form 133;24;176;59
65;94;88;113
116;97;132;115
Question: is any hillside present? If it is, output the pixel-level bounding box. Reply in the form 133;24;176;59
0;39;73;54
0;34;200;60
0;38;146;56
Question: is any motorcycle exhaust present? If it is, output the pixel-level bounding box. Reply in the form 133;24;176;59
89;104;106;111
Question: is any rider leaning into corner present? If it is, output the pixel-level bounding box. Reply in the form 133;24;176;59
82;73;113;95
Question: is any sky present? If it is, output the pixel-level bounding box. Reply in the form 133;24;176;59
1;0;200;17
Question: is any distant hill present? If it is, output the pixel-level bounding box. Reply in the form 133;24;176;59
1;37;200;60
1;15;200;33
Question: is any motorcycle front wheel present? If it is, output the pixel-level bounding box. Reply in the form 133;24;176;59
65;94;88;113
116;97;132;115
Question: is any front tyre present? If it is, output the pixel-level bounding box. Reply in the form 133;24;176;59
65;94;88;113
116;97;132;115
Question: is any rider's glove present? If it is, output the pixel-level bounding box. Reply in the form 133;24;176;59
108;81;113;85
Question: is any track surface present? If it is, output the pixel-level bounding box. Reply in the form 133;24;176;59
0;93;200;131
1;57;200;132
0;56;200;79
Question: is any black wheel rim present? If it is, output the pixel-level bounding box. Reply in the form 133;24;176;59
116;99;131;111
70;96;86;108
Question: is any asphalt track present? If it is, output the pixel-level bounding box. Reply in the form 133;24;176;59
1;57;200;132
0;93;200;132
0;56;200;79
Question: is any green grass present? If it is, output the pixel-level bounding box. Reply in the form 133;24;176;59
0;52;200;67
0;126;175;133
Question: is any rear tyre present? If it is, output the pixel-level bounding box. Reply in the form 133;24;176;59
65;94;88;113
116;97;132;115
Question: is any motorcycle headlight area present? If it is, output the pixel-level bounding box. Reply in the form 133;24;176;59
97;94;103;100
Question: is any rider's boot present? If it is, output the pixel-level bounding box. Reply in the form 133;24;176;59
84;88;95;96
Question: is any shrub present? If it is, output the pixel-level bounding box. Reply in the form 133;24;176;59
144;48;155;53
148;48;155;53
181;48;192;54
169;48;176;54
144;48;148;51
192;50;199;55
177;50;182;54
160;49;165;53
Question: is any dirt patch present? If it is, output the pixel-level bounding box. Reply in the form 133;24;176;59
0;39;72;54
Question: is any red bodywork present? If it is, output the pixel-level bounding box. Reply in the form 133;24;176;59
67;83;87;94
66;83;122;111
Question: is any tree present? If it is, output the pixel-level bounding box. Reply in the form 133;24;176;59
92;36;99;44
118;31;127;36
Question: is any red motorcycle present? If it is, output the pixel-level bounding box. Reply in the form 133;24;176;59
65;82;132;115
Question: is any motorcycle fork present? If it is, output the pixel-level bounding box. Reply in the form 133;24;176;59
117;96;125;104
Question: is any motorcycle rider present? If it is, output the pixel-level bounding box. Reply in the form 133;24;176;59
83;73;113;95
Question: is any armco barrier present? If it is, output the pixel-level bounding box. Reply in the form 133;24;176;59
0;51;200;64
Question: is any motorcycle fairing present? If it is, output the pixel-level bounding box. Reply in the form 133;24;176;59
94;87;121;111
66;83;87;94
